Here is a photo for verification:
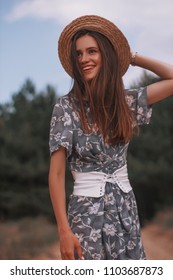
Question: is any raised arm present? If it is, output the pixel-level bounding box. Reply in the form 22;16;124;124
49;147;83;260
132;53;173;105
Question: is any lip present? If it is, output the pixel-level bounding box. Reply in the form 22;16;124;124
82;65;95;73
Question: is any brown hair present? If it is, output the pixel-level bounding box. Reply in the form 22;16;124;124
70;29;137;145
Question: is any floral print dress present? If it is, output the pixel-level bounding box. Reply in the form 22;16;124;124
49;87;152;260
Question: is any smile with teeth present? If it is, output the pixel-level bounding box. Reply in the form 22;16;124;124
82;65;95;72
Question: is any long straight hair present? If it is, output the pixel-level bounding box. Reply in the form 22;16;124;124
70;29;137;145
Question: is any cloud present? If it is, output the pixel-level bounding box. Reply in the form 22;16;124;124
3;0;173;90
5;0;173;53
5;0;173;26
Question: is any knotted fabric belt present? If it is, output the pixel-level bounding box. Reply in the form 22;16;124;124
71;164;132;198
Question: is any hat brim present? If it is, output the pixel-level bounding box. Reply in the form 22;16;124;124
58;15;131;77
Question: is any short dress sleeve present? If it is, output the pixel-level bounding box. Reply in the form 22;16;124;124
125;87;152;125
49;97;73;158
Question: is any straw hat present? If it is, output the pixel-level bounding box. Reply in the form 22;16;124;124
58;15;131;77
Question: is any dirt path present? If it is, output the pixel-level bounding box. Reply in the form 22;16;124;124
34;224;173;260
34;243;61;260
142;224;173;260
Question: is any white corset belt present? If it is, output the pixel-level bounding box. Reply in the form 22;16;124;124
71;164;132;198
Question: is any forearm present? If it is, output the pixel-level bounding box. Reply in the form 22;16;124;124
49;174;71;235
132;53;173;79
131;53;173;104
49;148;71;235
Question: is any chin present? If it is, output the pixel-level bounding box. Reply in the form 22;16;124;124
85;75;96;81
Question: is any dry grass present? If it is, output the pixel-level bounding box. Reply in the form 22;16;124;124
1;209;173;260
152;208;173;228
0;216;58;259
142;208;173;260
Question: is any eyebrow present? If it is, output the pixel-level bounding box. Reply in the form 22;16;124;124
76;46;99;51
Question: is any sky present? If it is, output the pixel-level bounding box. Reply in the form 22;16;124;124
1;0;173;103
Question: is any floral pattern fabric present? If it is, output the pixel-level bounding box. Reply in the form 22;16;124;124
49;87;152;260
68;184;146;259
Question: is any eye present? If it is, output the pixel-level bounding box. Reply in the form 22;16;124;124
76;51;82;57
88;49;96;54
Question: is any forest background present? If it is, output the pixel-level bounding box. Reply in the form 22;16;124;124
0;72;173;259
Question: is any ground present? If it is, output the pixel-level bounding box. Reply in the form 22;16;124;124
35;224;173;260
142;224;173;260
1;212;173;260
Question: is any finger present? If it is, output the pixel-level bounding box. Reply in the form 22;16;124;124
75;241;83;260
61;250;68;260
67;251;75;260
61;254;66;260
61;251;73;260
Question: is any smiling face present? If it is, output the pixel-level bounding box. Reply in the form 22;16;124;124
76;34;102;81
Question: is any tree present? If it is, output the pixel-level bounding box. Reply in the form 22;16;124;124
0;75;172;224
0;79;58;219
128;71;173;224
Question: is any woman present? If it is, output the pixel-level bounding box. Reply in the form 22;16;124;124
49;15;173;260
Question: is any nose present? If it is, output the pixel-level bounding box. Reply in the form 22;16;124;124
80;52;89;64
